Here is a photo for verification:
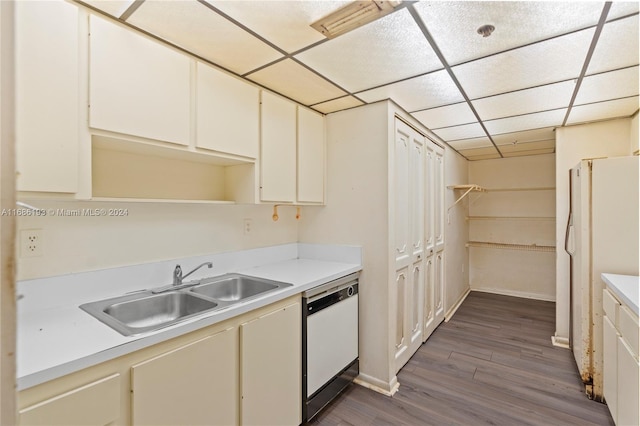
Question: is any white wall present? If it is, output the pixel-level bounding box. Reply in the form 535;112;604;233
468;154;556;300
443;147;469;316
555;118;633;343
16;201;298;281
298;102;393;390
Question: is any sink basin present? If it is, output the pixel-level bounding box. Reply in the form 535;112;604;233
191;274;292;302
80;291;218;336
80;274;291;336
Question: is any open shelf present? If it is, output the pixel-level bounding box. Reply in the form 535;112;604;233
91;135;256;203
447;184;486;211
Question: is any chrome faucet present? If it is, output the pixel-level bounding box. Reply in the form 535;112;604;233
173;262;213;286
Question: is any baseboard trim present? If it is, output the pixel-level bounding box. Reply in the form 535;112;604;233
445;287;471;322
354;373;399;396
551;334;570;349
471;287;556;302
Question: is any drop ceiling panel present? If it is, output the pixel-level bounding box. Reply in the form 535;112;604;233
499;140;555;154
485;109;567;135
452;28;594;99
459;147;501;160
491;127;556;146
587;15;639;75
449;138;494;150
126;0;283;75
81;0;135;18
204;0;351;53
413;1;605;65
433;122;485;141
313;96;364;114
608;2;640;19
357;70;463;111
472;80;574;121
248;59;346;106
295;9;442;93
575;66;639;105
566;96;639;125
412;102;476;130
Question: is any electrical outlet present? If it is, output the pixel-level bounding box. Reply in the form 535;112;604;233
243;219;252;235
21;229;43;258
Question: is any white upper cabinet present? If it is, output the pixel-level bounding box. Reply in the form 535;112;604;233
89;15;190;145
15;0;79;193
297;107;325;203
196;62;259;158
260;91;297;203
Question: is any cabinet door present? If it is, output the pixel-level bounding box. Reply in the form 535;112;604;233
394;121;411;265
240;302;301;426
394;267;409;370
410;132;425;259
617;336;640;426
89;15;190;145
19;374;120;426
196;62;259;158
423;254;436;342
603;315;618;422
260;92;296;202
434;145;445;252
425;142;435;255
131;329;238;426
297;107;325;203
434;251;445;322
15;0;79;193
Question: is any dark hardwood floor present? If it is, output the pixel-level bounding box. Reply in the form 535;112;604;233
311;292;614;426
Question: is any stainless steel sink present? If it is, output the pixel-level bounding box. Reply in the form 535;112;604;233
80;291;218;336
80;274;292;336
190;274;292;302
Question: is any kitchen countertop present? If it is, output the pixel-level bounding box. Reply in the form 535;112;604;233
17;243;362;391
602;273;639;315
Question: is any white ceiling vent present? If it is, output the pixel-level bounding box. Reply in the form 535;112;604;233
311;1;402;39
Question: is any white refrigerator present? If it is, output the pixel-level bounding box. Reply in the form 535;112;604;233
565;156;639;400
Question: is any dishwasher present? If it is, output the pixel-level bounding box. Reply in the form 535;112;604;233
302;272;359;422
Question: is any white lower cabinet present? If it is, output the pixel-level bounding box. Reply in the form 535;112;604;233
240;302;301;426
602;288;639;426
131;328;237;426
18;374;120;426
18;296;300;426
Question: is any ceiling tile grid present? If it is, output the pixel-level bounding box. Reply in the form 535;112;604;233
448;137;494;151
82;0;135;18
491;127;556;146
294;8;443;93
312;96;364;114
484;109;567;135
433;122;486;142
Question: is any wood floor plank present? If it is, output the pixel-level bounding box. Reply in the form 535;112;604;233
311;292;614;426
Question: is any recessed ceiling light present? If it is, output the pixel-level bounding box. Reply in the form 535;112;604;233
477;24;495;38
311;1;403;39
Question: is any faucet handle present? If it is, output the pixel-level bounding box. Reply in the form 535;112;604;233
173;264;183;285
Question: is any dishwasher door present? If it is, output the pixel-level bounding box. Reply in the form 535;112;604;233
303;273;359;421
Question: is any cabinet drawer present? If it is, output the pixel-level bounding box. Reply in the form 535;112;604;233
619;305;639;358
19;374;120;426
603;289;620;324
